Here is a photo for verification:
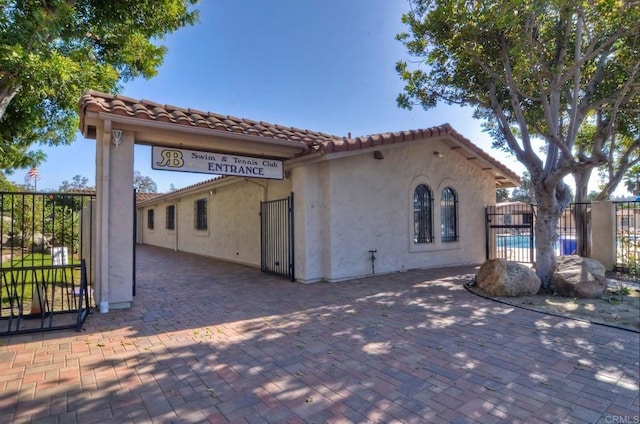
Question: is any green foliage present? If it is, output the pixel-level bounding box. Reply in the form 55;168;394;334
1;192;91;253
617;233;640;278
0;172;18;192
509;172;535;204
496;188;509;203
623;165;640;196
397;0;639;185
397;0;640;285
0;1;200;172
59;175;93;192
1;253;81;308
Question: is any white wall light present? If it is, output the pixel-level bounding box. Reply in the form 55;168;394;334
112;129;123;148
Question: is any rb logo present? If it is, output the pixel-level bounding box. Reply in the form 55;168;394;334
156;149;184;168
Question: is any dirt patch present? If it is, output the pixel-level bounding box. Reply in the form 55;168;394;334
467;282;640;332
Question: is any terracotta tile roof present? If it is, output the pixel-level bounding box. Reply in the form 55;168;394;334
319;124;520;186
62;188;96;195
135;192;163;203
79;90;343;149
79;90;520;187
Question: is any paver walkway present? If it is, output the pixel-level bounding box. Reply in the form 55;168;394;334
0;245;638;423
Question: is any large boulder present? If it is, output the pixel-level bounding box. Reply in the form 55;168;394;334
551;255;607;299
477;258;541;297
28;233;52;253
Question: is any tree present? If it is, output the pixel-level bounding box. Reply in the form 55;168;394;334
509;172;535;204
496;188;510;203
586;191;599;202
59;175;93;192
397;0;640;288
623;165;640;197
575;92;640;202
0;1;199;172
133;171;158;193
0;172;17;192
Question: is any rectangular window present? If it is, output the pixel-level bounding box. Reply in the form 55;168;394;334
194;198;208;230
147;209;154;230
166;205;175;230
523;213;533;226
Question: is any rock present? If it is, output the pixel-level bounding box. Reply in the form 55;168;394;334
477;258;541;297
551;255;607;299
30;233;52;253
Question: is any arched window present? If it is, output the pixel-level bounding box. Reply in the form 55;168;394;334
414;184;433;243
441;187;458;242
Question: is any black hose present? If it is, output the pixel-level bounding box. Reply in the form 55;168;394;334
463;282;640;334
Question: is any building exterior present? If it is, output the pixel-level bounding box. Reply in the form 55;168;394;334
79;91;520;309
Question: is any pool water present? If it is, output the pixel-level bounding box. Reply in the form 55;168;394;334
496;235;573;255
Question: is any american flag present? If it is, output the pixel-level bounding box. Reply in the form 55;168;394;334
26;167;41;181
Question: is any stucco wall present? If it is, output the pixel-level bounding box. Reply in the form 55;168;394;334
291;162;329;283
138;177;292;267
138;138;497;284
312;140;495;282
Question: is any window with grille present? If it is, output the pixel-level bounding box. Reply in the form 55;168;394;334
166;205;175;230
147;209;154;230
441;187;458;242
414;184;433;243
194;198;208;230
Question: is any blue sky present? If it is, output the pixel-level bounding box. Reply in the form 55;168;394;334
12;0;536;192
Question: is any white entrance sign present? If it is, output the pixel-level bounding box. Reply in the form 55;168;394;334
152;146;284;180
51;247;69;265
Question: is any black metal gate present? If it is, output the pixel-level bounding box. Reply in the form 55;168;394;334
485;203;535;263
1;191;94;335
614;200;640;278
260;193;295;281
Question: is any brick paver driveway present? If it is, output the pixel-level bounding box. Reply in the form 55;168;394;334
1;245;638;423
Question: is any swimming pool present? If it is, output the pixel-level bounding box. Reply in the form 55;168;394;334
495;234;573;257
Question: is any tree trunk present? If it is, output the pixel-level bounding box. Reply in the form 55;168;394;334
535;202;558;290
0;79;20;122
534;181;572;289
572;169;592;257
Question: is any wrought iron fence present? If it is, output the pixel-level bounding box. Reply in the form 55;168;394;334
485;202;535;263
487;202;593;263
614;201;640;278
1;191;94;335
557;202;591;257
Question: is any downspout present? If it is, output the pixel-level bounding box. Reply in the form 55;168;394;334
99;121;111;313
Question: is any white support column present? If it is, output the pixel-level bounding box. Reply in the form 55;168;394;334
95;121;111;313
94;123;135;312
106;129;135;309
591;201;616;271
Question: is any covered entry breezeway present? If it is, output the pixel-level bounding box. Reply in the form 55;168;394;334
80;90;521;312
79;90;314;312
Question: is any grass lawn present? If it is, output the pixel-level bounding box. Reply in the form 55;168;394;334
1;252;83;312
